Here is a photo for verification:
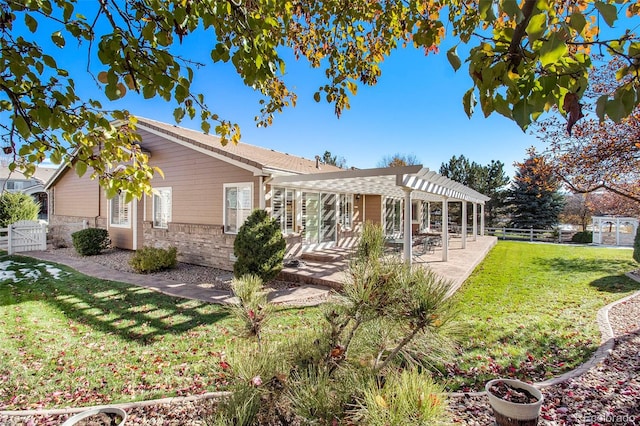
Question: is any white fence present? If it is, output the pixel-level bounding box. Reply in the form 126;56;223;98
0;220;47;254
486;227;577;244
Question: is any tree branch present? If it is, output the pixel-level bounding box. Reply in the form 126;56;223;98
507;0;538;71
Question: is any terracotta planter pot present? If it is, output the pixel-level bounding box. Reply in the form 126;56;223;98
60;407;127;426
485;379;543;426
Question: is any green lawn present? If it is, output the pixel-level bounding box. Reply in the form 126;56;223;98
0;242;638;409
0;255;321;410
440;241;639;391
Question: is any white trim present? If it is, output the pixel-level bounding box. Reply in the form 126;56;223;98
223;182;254;234
137;123;264;175
132;198;138;250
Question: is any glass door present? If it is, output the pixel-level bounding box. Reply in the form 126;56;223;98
320;193;336;243
302;192;319;244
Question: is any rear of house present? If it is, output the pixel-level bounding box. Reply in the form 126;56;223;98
46;117;489;270
47;118;357;270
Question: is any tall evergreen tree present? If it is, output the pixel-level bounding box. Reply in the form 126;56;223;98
507;150;565;230
439;155;510;227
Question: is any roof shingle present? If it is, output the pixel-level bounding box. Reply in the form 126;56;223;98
136;117;344;175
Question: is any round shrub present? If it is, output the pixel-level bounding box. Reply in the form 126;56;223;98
71;228;110;256
129;246;178;273
233;209;286;282
571;230;593;244
0;192;39;228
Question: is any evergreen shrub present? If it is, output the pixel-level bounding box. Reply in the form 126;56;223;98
571;231;593;244
233;209;286;282
129;246;178;273
71;228;110;256
0;192;39;227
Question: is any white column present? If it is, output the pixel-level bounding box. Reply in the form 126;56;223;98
472;202;478;241
427;202;431;231
616;218;621;246
258;176;265;210
461;201;467;249
403;188;413;264
480;204;485;236
442;197;449;262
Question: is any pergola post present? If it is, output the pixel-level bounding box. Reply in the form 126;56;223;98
442;196;449;262
480;204;485;236
403;188;413;264
461;201;467;249
427;202;431;231
472;202;478;241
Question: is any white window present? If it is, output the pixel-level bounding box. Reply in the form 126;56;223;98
6;181;22;190
338;194;353;230
224;183;253;233
152;187;172;229
110;193;131;227
272;187;297;234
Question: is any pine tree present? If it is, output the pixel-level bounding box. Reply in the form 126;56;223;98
507;150;565;230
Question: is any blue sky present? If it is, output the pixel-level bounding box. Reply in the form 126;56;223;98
111;42;543;177
7;7;557;177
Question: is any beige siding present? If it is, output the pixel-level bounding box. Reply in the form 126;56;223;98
53;165;100;217
363;194;382;225
140;129;257;226
109;225;133;250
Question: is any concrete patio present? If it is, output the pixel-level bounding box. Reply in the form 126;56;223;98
279;235;497;295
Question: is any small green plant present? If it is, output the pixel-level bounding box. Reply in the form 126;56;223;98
349;368;445;425
355;220;385;261
634;226;640;264
571;230;593;244
214;223;454;425
229;274;273;348
0;192;39;227
233;209;286;282
129;246;178;273
71;228;110;256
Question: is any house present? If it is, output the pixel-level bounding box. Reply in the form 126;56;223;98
0;164;57;220
45;117;490;270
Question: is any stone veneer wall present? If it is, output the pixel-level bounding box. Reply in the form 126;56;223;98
142;222;236;270
48;215;105;248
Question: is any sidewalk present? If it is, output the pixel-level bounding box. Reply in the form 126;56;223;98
25;250;333;306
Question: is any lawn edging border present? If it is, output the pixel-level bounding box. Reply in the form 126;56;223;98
0;391;231;417
449;287;640;398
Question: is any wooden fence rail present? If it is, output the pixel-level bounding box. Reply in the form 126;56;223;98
485;227;577;244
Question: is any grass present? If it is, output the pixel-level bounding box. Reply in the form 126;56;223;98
440;241;639;391
1;241;638;408
0;254;322;410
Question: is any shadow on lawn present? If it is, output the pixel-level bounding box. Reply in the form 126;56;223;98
589;275;640;293
2;258;230;343
533;257;637;275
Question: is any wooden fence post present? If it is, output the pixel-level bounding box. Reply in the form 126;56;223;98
7;224;13;255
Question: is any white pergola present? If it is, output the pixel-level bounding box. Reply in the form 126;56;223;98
592;216;639;246
269;165;491;264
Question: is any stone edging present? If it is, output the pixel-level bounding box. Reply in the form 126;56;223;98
449;287;640;398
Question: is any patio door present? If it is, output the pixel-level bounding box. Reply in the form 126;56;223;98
320;193;336;243
302;192;319;244
302;192;337;246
